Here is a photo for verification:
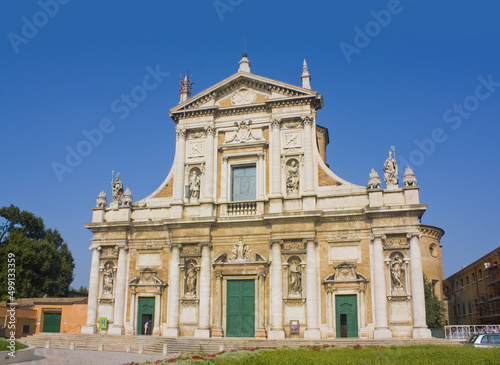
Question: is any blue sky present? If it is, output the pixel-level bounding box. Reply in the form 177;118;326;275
1;0;499;289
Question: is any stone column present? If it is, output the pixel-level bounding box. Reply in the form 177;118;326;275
257;153;265;200
109;246;128;335
130;290;136;334
268;240;285;339
220;156;228;202
255;273;267;338
165;243;181;337
302;116;314;193
201;126;215;217
212;272;223;337
327;290;334;337
371;235;392;339
304;238;321;339
270;119;281;195
172;129;186;217
409;233;432;338
269;119;282;213
82;246;100;334
195;243;211;338
154;293;161;335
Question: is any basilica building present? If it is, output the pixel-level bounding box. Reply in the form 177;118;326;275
82;54;444;339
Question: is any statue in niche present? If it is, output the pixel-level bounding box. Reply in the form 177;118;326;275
185;261;197;296
189;170;200;199
289;259;302;294
286;160;300;193
103;262;114;295
390;255;405;291
111;173;124;203
383;150;398;188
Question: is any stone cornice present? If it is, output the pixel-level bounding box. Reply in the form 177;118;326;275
363;204;428;220
419;224;445;240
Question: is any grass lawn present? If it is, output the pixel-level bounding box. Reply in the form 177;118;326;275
0;337;28;351
129;345;500;365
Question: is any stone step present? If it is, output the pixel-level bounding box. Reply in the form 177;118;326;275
23;333;458;356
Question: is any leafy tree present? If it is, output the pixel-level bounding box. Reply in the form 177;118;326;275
0;205;75;299
72;285;88;294
424;275;447;328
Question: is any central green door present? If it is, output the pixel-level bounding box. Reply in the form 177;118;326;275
42;313;61;333
226;279;255;337
137;297;155;335
336;295;358;338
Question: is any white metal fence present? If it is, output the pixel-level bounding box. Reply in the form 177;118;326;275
444;325;500;339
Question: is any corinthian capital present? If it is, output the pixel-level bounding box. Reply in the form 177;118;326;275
301;115;314;126
176;128;186;139
270;118;281;130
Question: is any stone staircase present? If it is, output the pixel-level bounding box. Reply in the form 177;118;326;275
22;333;459;356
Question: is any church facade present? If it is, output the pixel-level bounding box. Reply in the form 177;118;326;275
82;54;444;339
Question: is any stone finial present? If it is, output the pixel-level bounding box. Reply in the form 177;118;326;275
96;190;107;208
383;149;399;189
122;188;133;206
238;52;251;73
367;169;381;189
179;75;192;103
301;59;311;89
403;166;417;186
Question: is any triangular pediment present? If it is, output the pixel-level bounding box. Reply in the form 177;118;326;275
170;72;320;115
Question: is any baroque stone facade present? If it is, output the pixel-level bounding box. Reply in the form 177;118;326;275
82;54;444;339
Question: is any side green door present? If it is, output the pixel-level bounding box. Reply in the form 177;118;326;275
226;279;255;337
42;313;61;333
137;297;155;335
336;294;358;338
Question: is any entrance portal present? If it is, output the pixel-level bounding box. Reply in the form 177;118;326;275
226;279;255;337
335;294;358;338
137;297;155;335
42;313;61;333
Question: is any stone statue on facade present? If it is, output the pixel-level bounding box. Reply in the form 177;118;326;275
286;160;300;194
112;173;124;203
229;237;253;262
289;259;302;294
403;166;417;186
383;150;398;188
96;190;107;207
189;170;200;199
185;261;197;296
367;169;381;189
103;262;114;295
390;255;405;292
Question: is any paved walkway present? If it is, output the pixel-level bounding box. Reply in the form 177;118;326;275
18;348;167;365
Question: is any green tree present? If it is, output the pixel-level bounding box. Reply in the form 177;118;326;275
424;275;447;328
0;205;75;299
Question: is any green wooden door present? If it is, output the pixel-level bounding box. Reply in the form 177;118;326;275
42;313;61;333
336;295;358;338
137;297;155;335
226;279;255;337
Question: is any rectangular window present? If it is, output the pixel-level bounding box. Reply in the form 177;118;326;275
466;276;469;285
468;301;472;314
231;165;256;201
22;325;30;333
